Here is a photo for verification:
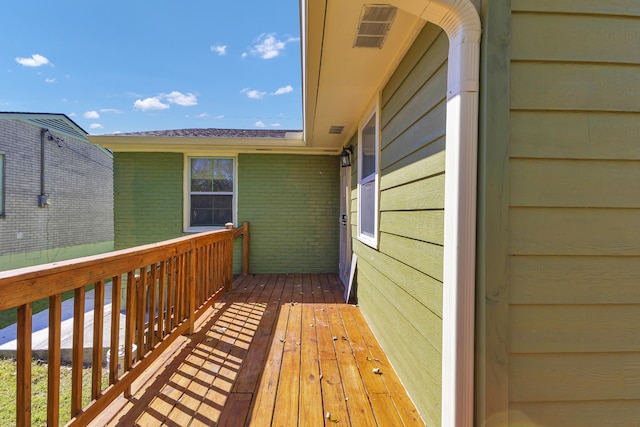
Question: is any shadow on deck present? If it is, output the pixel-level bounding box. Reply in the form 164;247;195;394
89;273;424;426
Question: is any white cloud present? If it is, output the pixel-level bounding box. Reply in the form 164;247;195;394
166;91;197;106
100;108;122;114
271;123;281;127
241;52;248;59
255;120;266;128
250;33;290;59
241;88;266;99
133;91;197;111
211;44;227;56
89;123;104;129
45;77;56;84
287;36;301;43
84;111;100;119
134;97;170;111
273;85;293;95
15;54;50;67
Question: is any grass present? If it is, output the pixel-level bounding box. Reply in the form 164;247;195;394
0;356;108;426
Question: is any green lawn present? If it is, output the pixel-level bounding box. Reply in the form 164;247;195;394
0;357;108;426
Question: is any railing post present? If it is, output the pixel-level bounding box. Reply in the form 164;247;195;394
242;221;250;275
188;243;196;335
16;303;32;427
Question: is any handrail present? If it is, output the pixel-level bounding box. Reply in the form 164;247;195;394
0;222;249;427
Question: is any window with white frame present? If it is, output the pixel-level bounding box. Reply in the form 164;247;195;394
189;157;235;228
0;153;4;218
358;109;379;247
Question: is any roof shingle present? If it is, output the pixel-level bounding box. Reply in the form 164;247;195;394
114;128;302;138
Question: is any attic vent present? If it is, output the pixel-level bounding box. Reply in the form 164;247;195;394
329;125;345;135
354;5;397;49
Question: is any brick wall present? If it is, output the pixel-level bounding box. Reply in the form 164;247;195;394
238;154;339;273
0;119;114;269
113;152;184;249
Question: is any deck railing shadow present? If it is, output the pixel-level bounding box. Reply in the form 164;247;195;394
100;273;284;426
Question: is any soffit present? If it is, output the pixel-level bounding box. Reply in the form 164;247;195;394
303;0;424;150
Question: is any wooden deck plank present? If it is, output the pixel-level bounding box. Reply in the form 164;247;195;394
313;274;351;426
91;274;424;427
233;274;283;393
247;274;296;425
164;274;264;425
322;275;378;427
271;275;303;426
347;303;426;426
193;275;272;424
299;274;325;426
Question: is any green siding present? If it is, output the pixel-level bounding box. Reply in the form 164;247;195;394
351;23;447;426
496;1;640;425
238;154;339;273
113;152;184;249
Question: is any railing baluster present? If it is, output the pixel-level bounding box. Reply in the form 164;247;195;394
71;286;86;416
92;280;105;399
124;270;135;398
148;264;157;349
48;294;62;427
166;257;174;332
188;248;196;334
110;275;122;385
157;261;166;340
207;243;219;298
16;303;32;427
175;255;183;324
136;267;146;359
200;246;205;304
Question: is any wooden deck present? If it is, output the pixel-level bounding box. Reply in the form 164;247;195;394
89;273;424;426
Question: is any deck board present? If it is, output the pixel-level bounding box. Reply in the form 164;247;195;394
91;274;425;427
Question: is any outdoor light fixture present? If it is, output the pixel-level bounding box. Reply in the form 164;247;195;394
340;145;353;168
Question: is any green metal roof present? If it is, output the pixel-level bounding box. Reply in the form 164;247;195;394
0;112;89;142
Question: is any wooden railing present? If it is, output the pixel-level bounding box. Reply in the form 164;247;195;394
0;222;249;427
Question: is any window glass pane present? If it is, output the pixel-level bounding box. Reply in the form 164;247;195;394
360;180;375;237
191;158;213;192
361;113;377;178
213;159;234;191
190;195;233;226
191;195;213;209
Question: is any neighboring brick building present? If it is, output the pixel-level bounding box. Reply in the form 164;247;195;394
0;113;114;271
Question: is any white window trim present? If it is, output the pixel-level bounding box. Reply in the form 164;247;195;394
183;155;238;233
356;106;380;249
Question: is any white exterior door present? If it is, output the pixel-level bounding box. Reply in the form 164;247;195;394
339;165;352;286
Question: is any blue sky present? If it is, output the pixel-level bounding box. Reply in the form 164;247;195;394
0;1;302;134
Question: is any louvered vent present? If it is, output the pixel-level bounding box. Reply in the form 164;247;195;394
354;5;397;49
329;125;345;135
